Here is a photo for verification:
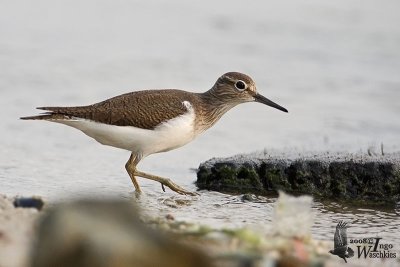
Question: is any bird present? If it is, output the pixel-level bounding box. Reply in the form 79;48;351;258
329;221;354;263
21;72;288;195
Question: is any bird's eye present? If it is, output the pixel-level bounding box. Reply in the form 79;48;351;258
235;80;247;91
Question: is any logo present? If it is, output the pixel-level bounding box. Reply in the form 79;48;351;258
352;238;397;259
329;221;354;263
329;221;397;262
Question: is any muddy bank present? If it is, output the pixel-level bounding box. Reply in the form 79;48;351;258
0;193;334;267
196;151;400;204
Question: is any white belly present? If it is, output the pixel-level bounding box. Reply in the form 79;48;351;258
54;103;196;157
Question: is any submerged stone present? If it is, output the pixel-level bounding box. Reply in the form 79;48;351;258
196;151;400;204
13;197;44;211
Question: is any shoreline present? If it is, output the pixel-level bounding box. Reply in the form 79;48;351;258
1;193;399;267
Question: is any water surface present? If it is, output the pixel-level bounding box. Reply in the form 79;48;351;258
1;0;399;254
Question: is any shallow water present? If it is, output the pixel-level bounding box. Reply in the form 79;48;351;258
1;0;399;257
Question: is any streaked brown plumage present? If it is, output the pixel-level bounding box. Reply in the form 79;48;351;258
33;90;196;130
21;72;288;195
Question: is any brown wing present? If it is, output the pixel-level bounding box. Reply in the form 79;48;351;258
36;90;194;130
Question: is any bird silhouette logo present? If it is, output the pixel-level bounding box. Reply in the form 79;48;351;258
329;221;354;263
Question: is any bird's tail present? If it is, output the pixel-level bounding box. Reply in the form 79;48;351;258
21;106;91;121
21;105;81;121
20;112;69;121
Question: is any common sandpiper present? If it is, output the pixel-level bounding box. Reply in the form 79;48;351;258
21;72;288;195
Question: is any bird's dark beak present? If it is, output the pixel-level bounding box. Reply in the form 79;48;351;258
254;93;288;113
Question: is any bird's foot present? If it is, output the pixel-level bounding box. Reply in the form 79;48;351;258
159;179;198;196
134;170;198;196
133;190;142;199
160;179;199;196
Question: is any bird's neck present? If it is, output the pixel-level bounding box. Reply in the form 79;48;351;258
195;89;238;132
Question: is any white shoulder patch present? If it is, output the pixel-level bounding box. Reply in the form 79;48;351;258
182;100;193;111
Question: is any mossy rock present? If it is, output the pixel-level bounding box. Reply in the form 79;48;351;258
197;163;265;194
196;151;400;204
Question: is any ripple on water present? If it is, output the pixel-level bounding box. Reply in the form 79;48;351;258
133;189;400;247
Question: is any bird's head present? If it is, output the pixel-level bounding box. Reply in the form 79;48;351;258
212;72;288;113
329;249;335;255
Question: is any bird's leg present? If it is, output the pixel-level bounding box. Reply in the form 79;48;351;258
134;170;198;196
125;153;197;196
125;154;141;193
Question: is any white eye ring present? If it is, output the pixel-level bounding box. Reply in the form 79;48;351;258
235;80;247;91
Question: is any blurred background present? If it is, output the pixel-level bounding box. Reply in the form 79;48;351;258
0;0;399;245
